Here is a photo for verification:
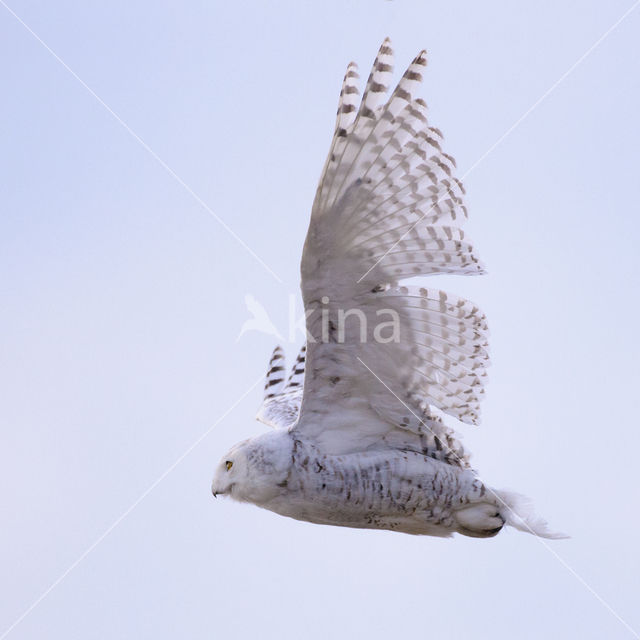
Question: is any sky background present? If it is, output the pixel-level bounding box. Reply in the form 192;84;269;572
2;1;640;638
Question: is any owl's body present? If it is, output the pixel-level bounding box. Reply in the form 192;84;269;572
232;430;504;537
211;40;564;540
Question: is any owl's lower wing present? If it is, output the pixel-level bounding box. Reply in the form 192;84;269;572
295;40;489;456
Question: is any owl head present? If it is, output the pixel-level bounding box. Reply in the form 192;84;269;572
211;430;292;505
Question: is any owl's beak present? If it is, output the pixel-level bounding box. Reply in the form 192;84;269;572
212;485;229;498
211;481;225;497
211;472;230;498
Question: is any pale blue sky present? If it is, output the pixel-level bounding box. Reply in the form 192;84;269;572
2;1;640;638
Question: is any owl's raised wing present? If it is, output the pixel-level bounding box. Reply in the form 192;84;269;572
256;345;305;429
295;40;489;456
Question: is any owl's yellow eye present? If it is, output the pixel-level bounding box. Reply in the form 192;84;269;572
225;460;233;471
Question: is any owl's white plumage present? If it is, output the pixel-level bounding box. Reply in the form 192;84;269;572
212;40;564;539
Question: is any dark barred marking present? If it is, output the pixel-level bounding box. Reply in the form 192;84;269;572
442;152;457;168
267;365;284;373
369;81;387;93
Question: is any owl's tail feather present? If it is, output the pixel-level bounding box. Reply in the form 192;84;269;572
494;489;569;539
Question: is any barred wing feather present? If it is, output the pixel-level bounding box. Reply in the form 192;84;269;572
256;346;305;429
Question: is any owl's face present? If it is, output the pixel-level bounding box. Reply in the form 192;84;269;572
210;439;248;500
211;431;292;505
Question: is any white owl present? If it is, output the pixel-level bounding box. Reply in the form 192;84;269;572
212;40;564;539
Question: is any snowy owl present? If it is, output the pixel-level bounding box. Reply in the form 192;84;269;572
211;40;564;539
